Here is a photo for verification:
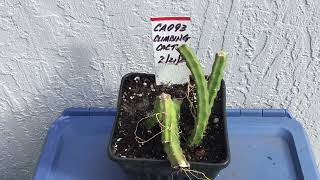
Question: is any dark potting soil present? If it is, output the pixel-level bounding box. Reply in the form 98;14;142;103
111;73;227;163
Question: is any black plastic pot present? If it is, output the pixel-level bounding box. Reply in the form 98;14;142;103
108;73;230;179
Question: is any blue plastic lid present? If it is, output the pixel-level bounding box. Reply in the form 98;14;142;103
34;108;320;180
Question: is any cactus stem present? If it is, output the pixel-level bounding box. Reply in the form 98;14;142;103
177;44;227;147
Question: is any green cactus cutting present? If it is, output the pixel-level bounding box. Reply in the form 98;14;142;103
177;44;227;147
159;93;190;168
145;97;162;130
177;45;210;147
208;51;227;108
146;93;189;168
144;45;227;168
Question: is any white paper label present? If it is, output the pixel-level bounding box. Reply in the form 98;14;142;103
151;16;191;85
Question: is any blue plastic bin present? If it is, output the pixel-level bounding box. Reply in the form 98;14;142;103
34;108;319;180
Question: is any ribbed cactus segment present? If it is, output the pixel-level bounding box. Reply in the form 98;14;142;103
177;44;210;146
145;97;162;130
177;45;227;147
208;51;227;108
153;93;190;168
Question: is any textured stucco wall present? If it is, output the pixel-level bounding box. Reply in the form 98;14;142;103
0;0;319;179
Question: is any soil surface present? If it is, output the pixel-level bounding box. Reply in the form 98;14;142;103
111;73;227;163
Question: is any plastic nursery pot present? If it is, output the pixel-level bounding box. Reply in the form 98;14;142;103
108;73;230;179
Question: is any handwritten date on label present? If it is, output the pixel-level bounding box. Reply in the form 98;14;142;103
158;54;184;65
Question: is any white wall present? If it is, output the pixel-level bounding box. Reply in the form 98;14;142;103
0;0;319;179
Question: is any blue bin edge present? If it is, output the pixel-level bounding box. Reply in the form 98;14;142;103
33;108;320;180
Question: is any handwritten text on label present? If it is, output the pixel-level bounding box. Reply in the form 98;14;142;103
151;16;191;85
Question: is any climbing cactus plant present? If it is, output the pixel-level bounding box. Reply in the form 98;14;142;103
145;44;227;169
160;94;190;168
178;44;227;147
